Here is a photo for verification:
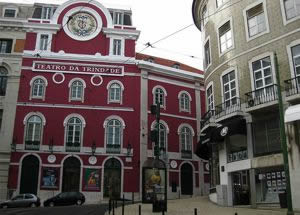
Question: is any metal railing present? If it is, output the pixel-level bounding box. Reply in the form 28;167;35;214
66;142;80;152
245;84;278;108
181;149;192;159
215;98;242;119
200;109;215;129
25;141;40;150
106;144;121;154
284;77;300;97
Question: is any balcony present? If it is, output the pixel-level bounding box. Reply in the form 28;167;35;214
245;85;278;110
181;149;192;159
215;98;243;121
284;77;300;103
25;141;40;150
66;142;80;152
200;110;216;131
106;144;121;154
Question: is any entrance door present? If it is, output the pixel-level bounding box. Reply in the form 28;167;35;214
181;163;193;195
20;155;39;194
232;171;250;205
103;158;121;199
62;157;81;192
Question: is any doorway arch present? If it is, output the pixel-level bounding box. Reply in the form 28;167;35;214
62;157;81;192
103;158;121;199
180;163;193;195
20;155;40;194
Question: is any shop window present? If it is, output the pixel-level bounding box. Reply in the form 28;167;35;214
0;67;8;96
3;8;17;18
218;20;233;54
25;115;43;150
253;116;281;156
0;39;13;53
283;0;300;20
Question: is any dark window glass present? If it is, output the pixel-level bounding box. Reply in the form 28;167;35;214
0;67;8;96
32;7;42;18
0;109;3;131
0;39;13;53
124;14;131;25
4;9;16;17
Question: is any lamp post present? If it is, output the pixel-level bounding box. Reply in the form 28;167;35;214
91;141;96;156
126;143;132;157
11;137;17;152
49;137;54;154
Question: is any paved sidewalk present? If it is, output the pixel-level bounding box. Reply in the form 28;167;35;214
105;196;300;215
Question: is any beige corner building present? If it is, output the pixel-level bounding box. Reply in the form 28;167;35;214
192;0;300;210
0;2;32;201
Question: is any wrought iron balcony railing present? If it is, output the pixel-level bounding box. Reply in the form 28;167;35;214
284;77;300;97
200;109;215;129
66;142;80;152
245;84;278;108
25;141;40;150
181;149;192;159
106;144;121;154
215;98;242;119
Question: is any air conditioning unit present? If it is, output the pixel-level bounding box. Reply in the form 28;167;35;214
248;99;255;107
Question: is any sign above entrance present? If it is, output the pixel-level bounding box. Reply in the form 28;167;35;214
33;61;124;76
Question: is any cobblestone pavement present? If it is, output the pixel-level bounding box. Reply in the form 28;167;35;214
105;196;300;215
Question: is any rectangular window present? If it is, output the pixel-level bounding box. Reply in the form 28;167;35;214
216;0;228;8
0;109;3;131
292;44;300;77
207;85;214;111
39;34;49;51
114;12;123;25
4;9;16;18
0;39;13;53
252;56;273;95
32;6;56;19
247;3;266;37
219;21;232;53
113;39;122;55
204;40;211;68
284;0;300;20
222;71;237;107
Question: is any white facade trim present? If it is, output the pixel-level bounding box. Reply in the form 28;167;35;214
152;85;167;109
242;0;270;42
23;111;46;126
178;90;192;113
279;0;300;26
286;38;300;79
108;36;125;57
148;75;196;89
106;80;124;105
63;113;86;127
103;115;126;128
2;6;18;18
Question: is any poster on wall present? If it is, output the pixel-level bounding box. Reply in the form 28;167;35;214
143;168;165;202
84;169;100;191
41;167;59;189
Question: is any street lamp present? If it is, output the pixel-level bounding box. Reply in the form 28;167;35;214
126;143;132;157
91;141;96;156
11;137;17;152
49;137;54;154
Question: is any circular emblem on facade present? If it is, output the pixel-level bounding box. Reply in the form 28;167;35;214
88;156;97;165
205;163;209;171
170;160;177;169
68;12;97;37
220;126;229;137
52;72;65;84
91;74;103;86
63;7;103;41
47;154;56;163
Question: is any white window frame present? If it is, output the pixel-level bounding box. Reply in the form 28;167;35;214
204;36;212;70
206;81;214;111
217;17;234;56
3;7;18;18
243;0;270;42
68;78;86;102
107;80;124;104
178;91;192;113
220;67;239;107
177;123;195;155
287;39;300;79
23;112;46;150
29;76;48;100
103;115;126;151
216;0;229;9
248;52;277;92
152;85;167;109
63;114;86;153
35;33;52;52
150;120;169;155
109;36;125;56
280;0;300;26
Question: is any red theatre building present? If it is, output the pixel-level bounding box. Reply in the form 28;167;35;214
7;0;208;203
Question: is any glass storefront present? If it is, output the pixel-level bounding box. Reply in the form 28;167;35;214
255;166;285;203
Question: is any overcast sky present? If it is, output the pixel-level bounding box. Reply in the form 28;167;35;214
1;0;204;70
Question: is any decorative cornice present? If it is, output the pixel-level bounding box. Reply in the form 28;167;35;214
102;27;140;40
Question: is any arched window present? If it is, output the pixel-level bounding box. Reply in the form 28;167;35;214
31;78;46;99
153;86;167;107
109;83;121;103
0;67;8;96
180;127;193;159
106;119;122;154
155;123;166;150
25;115;42;150
69;79;85;102
179;92;191;112
66;117;82;152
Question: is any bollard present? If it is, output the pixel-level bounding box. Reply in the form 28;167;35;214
122;194;125;215
194;208;197;215
109;199;111;214
234;213;238;215
162;209;165;215
112;200;115;215
139;205;141;215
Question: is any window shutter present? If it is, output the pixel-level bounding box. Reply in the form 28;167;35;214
219;21;230;36
247;3;263;19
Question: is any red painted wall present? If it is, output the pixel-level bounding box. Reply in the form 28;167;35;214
24;33;37;51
